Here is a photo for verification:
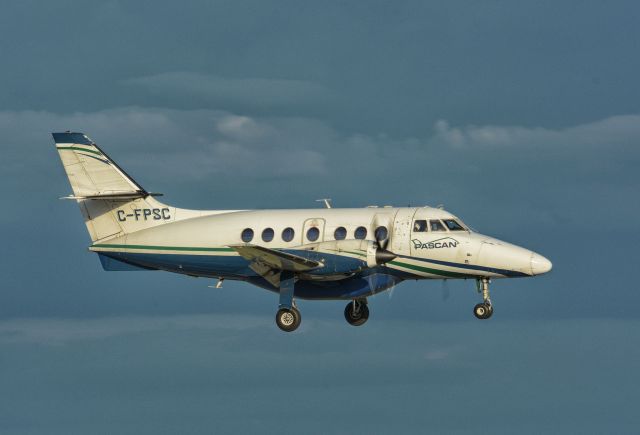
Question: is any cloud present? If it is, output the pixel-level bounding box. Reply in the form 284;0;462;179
0;315;271;345
1;107;639;229
423;349;450;360
7;107;637;180
215;115;273;140
122;72;336;110
433;114;640;150
0;108;330;179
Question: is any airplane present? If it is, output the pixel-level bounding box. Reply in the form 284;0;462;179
53;131;552;332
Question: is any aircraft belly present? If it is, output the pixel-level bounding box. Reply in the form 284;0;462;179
248;270;403;300
117;252;254;277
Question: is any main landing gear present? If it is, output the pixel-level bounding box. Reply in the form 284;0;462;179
276;306;302;332
474;277;494;320
275;271;302;332
344;299;369;326
274;271;372;331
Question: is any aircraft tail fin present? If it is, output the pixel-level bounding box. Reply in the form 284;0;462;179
53;132;148;198
53;132;174;243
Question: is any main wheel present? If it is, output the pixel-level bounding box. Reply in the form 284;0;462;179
485;304;494;318
344;301;370;326
291;306;302;329
473;303;493;320
276;307;301;332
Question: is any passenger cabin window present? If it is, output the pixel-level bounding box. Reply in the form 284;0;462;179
334;226;347;240
307;227;320;242
354;226;367;240
443;219;465;231
241;228;254;242
375;226;388;241
282;227;295;242
430;220;446;231
262;228;274;242
413;220;427;232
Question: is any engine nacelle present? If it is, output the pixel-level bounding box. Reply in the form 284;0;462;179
309;239;396;270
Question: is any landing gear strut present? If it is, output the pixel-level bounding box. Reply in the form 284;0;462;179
344;299;369;326
275;271;302;332
473;278;493;320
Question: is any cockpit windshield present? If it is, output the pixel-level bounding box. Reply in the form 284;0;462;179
413;217;469;232
443;219;466;231
413;220;427;232
430;220;446;231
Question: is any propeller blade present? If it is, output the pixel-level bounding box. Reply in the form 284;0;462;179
372;214;395;264
442;279;450;301
387;283;397;299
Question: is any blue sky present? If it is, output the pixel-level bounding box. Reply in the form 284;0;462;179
1;1;640;433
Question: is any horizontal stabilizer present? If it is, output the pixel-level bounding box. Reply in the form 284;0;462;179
60;192;163;200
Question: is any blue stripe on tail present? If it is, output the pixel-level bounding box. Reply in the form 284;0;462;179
52;132;94;145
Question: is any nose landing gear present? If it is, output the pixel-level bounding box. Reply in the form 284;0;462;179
473;302;493;319
474;278;493;320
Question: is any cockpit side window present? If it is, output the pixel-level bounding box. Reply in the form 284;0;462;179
430;220;446;231
413;220;427;232
443;219;465;231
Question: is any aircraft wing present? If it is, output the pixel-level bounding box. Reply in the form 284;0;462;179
230;245;322;273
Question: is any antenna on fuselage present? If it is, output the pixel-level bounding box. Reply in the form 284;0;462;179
208;278;224;289
316;198;332;209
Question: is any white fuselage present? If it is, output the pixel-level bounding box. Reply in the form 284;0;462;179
91;205;551;293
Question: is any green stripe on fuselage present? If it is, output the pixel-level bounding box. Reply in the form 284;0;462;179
92;243;234;252
92;243;470;278
389;259;470;278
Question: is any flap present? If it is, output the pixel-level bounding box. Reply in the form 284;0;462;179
229;245;322;273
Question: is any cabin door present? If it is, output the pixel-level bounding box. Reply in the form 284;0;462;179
390;208;417;256
302;218;326;244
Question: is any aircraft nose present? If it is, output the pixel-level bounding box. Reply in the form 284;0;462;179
530;252;552;275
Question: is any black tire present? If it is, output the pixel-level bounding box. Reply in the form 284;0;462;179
473;303;490;320
291;306;302;330
344;301;370;326
276;308;301;332
485;304;494;319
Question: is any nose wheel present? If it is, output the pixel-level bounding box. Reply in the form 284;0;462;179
344;299;369;326
474;278;494;320
473;302;493;319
